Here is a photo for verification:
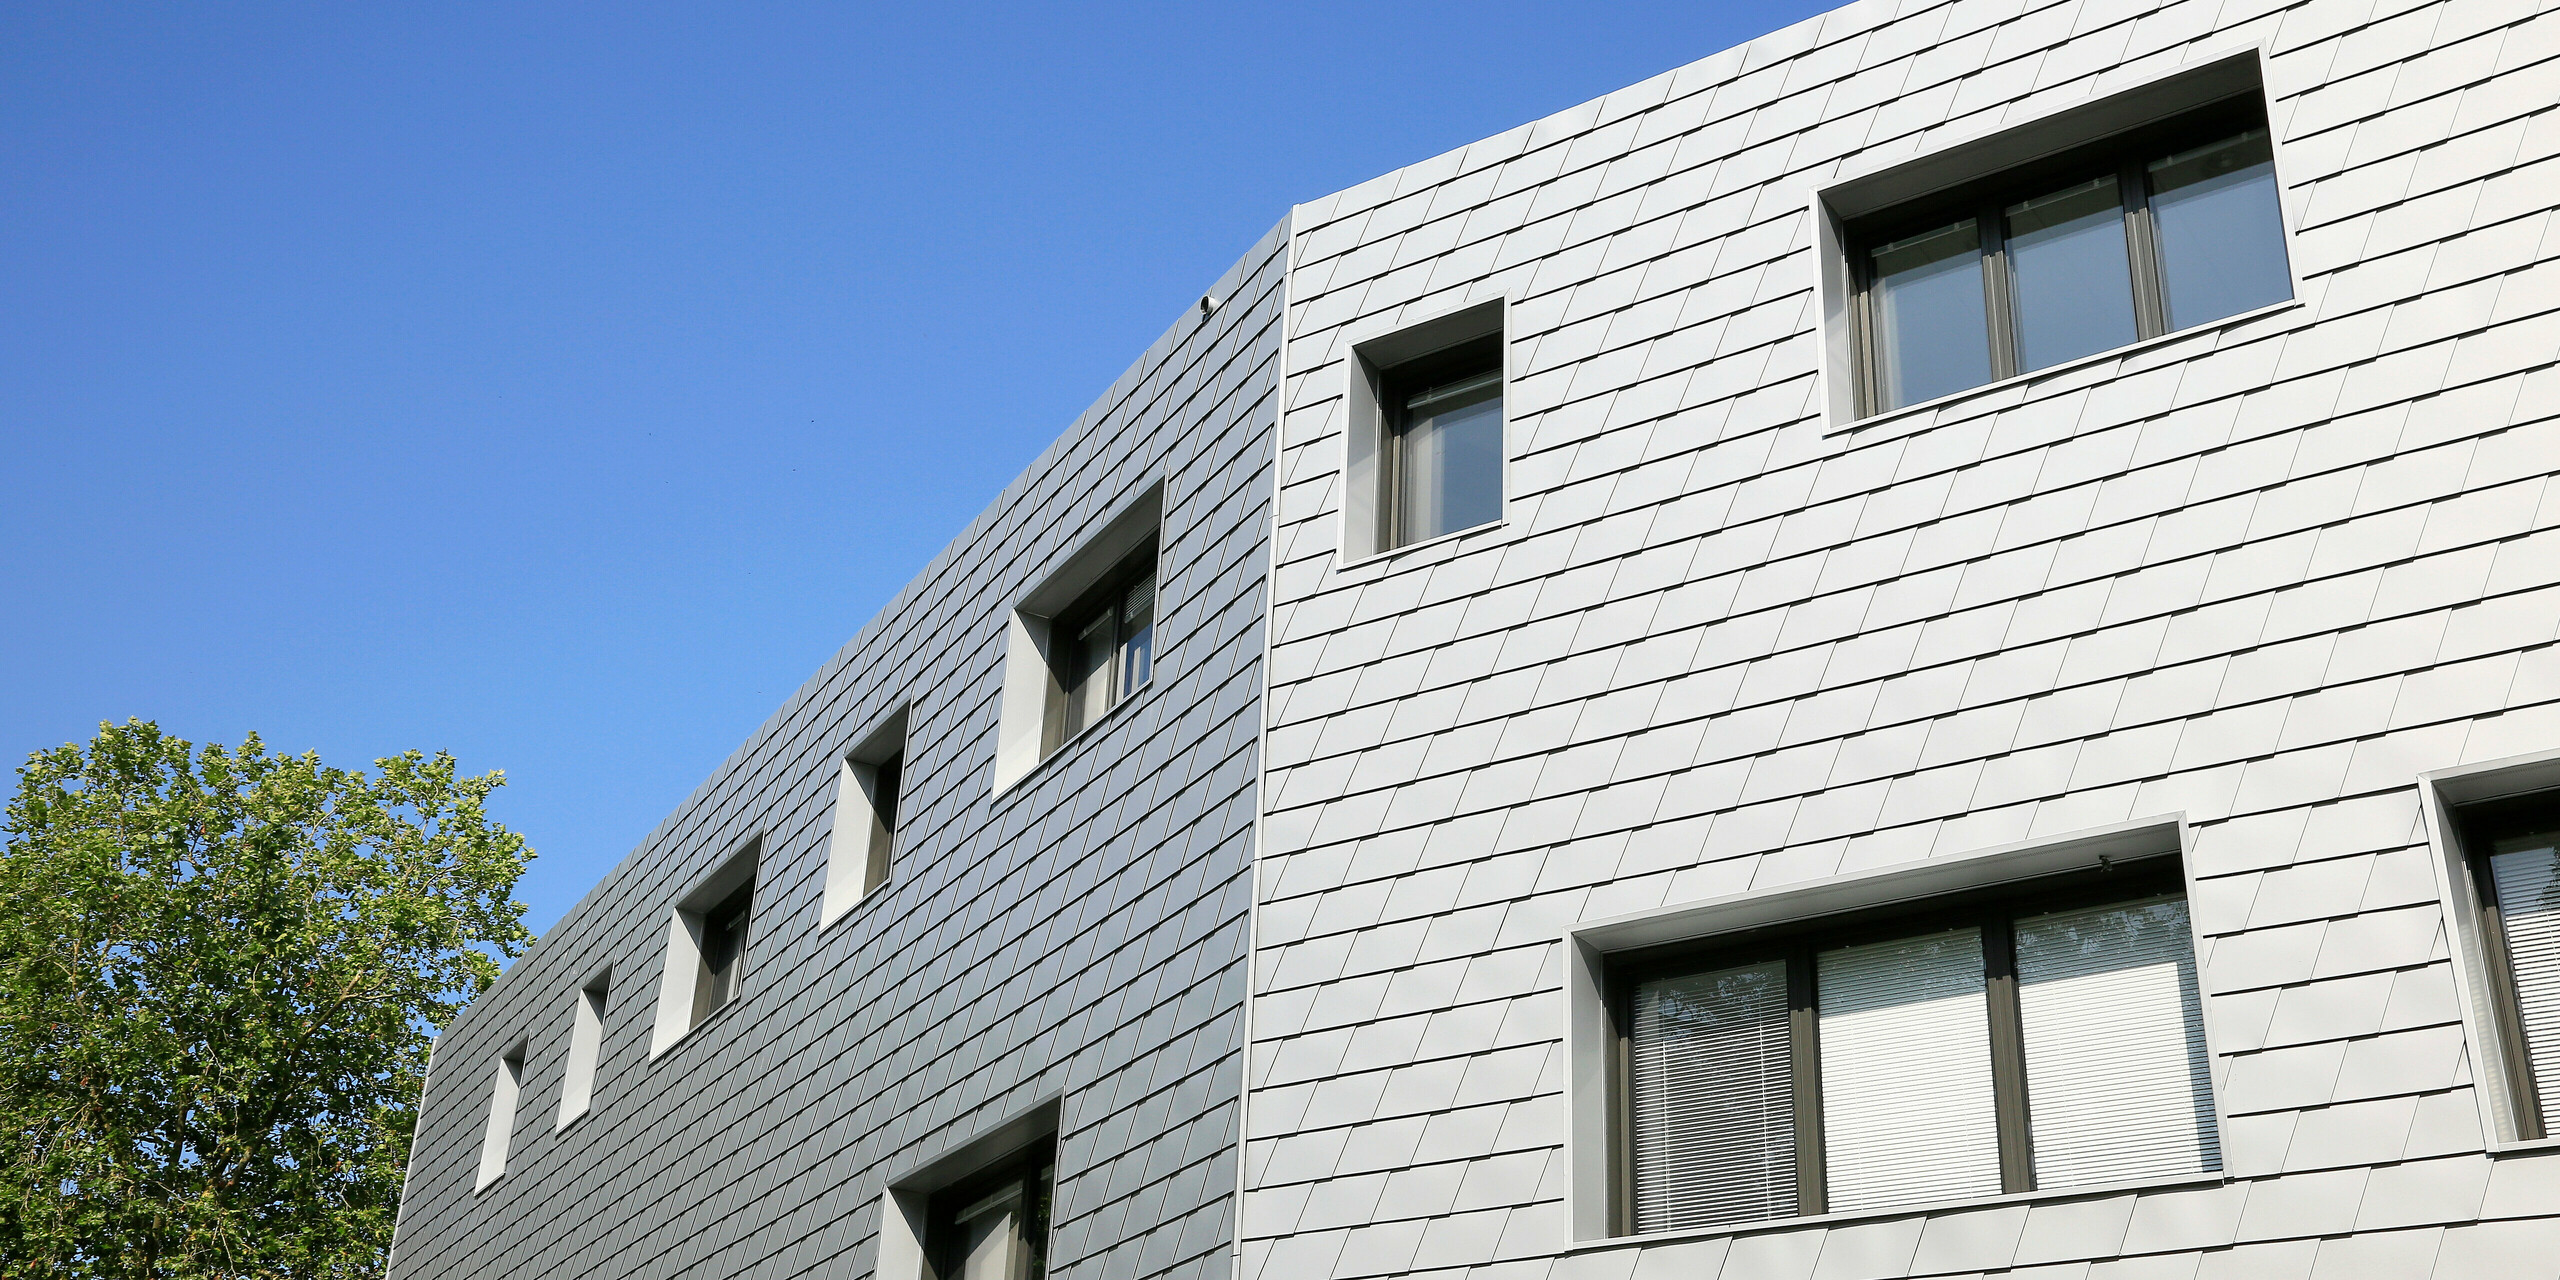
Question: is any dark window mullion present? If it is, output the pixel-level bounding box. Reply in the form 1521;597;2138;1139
2472;851;2550;1140
2121;160;2168;338
1982;915;2036;1194
1851;244;1881;418
1789;947;1827;1216
1979;199;2020;383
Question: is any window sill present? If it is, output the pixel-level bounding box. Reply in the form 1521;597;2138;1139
1333;515;1509;577
1824;297;2304;439
2486;1134;2560;1157
987;678;1158;805
553;1107;590;1136
819;874;900;934
1566;1170;2228;1254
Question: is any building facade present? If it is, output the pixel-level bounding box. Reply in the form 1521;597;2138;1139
392;0;2560;1275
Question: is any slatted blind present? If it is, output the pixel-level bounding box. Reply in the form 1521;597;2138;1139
1629;960;1795;1232
1817;928;2003;1213
2489;839;2560;1126
2014;895;2219;1189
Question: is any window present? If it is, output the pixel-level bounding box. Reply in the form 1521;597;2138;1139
2451;789;2560;1140
650;839;760;1055
1847;98;2288;416
1611;860;2217;1233
1043;537;1156;753
994;483;1163;791
1380;336;1503;550
691;880;753;1024
557;972;608;1130
475;1041;525;1192
824;707;910;924
926;1140;1054;1280
1343;301;1506;558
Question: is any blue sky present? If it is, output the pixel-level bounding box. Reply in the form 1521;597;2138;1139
0;1;1829;938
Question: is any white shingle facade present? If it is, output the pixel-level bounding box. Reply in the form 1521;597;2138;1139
391;0;2560;1275
1253;0;2560;1276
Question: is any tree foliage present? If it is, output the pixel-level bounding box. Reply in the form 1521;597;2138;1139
0;719;533;1277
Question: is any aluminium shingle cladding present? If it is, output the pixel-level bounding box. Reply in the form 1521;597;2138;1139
387;221;1286;1280
1252;1;2560;1279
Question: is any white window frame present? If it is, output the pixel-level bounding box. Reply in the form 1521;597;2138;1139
650;835;761;1058
556;970;609;1131
2419;746;2560;1153
1561;816;2225;1244
992;480;1165;794
1335;297;1510;566
823;704;911;926
474;1038;526;1193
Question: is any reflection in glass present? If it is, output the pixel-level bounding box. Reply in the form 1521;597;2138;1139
2490;830;2560;1128
1817;927;2003;1213
2014;895;2220;1189
1393;369;1503;545
2149;130;2291;329
1630;960;1796;1232
1869;220;1992;411
2006;176;2138;372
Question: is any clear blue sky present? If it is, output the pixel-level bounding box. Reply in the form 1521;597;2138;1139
1;1;1829;937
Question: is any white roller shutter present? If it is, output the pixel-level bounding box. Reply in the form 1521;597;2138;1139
1817;928;2002;1213
2014;895;2219;1189
2490;840;2560;1126
1629;960;1795;1231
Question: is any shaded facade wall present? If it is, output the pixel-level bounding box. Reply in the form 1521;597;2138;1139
1251;0;2560;1277
388;222;1286;1280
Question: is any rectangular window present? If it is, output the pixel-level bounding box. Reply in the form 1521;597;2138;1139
475;1041;525;1192
691;880;753;1025
824;708;911;924
1381;334;1504;549
557;973;607;1130
2455;790;2560;1140
1850;98;2288;416
1043;537;1156;753
927;1139;1055;1280
1614;863;2217;1233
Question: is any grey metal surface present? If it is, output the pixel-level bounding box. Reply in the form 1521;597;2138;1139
388;221;1286;1280
1250;0;2560;1275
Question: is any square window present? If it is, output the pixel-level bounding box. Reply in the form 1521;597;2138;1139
1043;539;1155;754
1821;57;2292;422
1598;853;2218;1234
993;482;1165;792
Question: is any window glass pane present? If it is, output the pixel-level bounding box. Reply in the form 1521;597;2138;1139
1395;371;1503;545
1868;220;1992;411
2006;177;2139;372
865;751;901;892
2148;129;2290;329
2488;832;2560;1127
1629;960;1796;1232
1817;927;2002;1212
952;1187;1020;1280
1120;573;1155;698
2015;895;2220;1190
1058;610;1114;738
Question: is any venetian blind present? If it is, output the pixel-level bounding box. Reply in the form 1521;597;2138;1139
1629;960;1796;1232
2014;895;2220;1189
1817;928;2003;1214
2490;838;2560;1126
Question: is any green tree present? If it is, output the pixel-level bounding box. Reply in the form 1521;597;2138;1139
0;719;533;1278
